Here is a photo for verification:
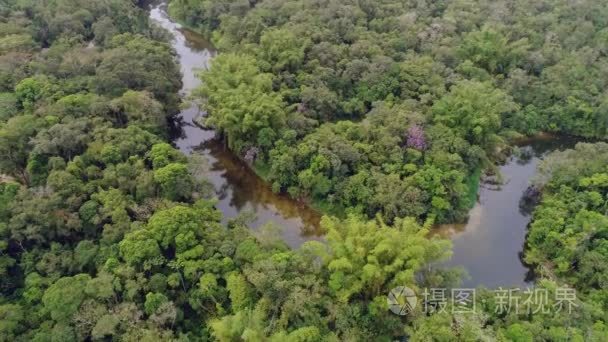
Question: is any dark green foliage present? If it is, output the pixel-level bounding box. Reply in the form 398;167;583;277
191;0;608;225
0;1;210;339
1;0;608;340
528;143;608;291
174;0;608;339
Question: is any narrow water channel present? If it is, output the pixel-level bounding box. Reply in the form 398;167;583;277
435;136;579;288
148;1;578;288
149;2;323;248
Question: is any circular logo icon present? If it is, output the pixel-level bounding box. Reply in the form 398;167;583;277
387;286;417;315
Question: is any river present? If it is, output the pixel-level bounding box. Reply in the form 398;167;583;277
148;2;575;288
434;136;579;288
148;2;323;248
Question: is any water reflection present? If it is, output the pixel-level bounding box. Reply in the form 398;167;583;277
149;1;582;284
149;2;322;248
434;136;579;288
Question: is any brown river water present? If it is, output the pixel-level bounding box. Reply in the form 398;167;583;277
148;2;577;288
149;3;323;248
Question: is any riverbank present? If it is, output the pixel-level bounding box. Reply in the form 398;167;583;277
435;135;581;287
149;3;324;247
0;174;15;184
165;1;214;41
157;0;594;289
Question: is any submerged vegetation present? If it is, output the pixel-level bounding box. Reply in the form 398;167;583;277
0;0;607;340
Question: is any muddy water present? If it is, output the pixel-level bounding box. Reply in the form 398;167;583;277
434;136;579;288
149;3;322;248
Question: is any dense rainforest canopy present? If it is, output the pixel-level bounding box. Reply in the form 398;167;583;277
175;0;608;224
0;0;607;340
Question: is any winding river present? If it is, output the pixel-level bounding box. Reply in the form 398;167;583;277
435;136;578;288
149;3;323;248
149;2;575;288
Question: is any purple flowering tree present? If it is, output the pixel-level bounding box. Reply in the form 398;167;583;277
406;124;427;151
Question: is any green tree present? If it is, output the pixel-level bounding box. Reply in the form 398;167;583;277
0;115;40;183
432;80;518;150
257;28;308;72
153;162;194;201
42;274;91;322
197;53;287;153
459;25;529;74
